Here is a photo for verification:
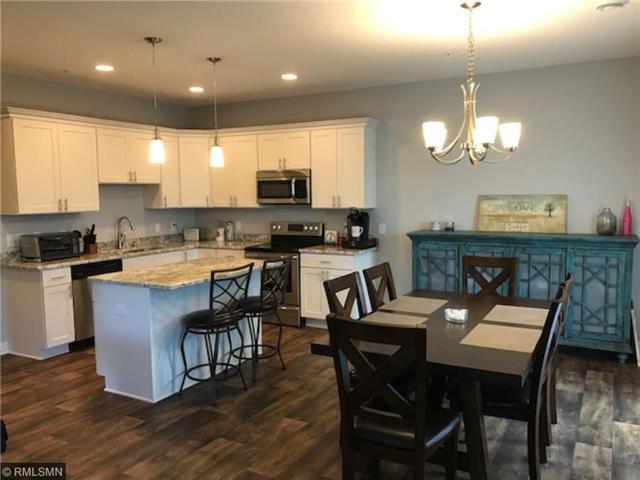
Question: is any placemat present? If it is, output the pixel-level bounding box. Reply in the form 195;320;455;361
460;323;541;353
483;304;548;328
364;311;428;327
380;296;448;316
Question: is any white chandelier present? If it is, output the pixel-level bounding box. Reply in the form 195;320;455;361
423;2;521;165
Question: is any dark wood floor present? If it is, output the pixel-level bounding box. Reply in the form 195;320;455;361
1;325;639;479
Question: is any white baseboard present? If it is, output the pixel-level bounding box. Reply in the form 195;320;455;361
0;341;8;356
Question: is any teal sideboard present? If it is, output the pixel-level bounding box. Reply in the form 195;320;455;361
407;230;639;362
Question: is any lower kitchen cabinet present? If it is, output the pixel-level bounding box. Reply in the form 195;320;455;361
300;251;377;325
2;266;75;359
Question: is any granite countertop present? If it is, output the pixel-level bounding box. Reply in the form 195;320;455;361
1;240;264;271
300;244;378;256
90;256;260;290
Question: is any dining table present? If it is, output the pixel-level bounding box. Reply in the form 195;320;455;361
310;289;552;480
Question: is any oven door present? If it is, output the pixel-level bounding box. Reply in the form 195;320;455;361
257;170;311;205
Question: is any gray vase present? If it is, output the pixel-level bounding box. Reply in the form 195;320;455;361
597;208;617;235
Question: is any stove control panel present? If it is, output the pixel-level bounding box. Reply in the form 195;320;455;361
271;221;324;237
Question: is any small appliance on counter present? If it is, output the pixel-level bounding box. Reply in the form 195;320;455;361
20;232;82;262
183;227;209;242
341;208;378;249
224;221;236;241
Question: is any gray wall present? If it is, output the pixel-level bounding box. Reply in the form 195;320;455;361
193;58;640;307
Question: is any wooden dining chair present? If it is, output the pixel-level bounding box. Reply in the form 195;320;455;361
326;313;461;480
481;284;568;480
323;272;367;320
548;273;574;426
363;262;398;311
462;255;517;297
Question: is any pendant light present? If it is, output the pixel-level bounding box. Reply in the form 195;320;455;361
207;56;224;168
145;36;165;164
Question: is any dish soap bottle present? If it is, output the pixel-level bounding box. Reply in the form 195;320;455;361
622;200;633;235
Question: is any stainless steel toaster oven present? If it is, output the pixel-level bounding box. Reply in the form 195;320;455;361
20;232;81;262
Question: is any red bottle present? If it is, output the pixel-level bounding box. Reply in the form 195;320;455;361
622;200;633;235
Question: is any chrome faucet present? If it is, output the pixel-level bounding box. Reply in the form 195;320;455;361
116;216;136;249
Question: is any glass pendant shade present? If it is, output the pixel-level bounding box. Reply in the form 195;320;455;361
499;122;522;150
422;121;447;151
210;144;224;168
148;137;165;164
473;116;499;146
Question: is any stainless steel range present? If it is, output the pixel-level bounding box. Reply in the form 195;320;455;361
244;221;324;327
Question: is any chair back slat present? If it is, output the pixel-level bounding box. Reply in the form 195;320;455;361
462;255;517;297
210;263;254;322
530;284;569;406
323;273;367;320
363;262;398;311
327;314;427;448
260;259;290;307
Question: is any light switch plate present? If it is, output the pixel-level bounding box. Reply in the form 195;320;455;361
378;223;387;235
154;223;161;233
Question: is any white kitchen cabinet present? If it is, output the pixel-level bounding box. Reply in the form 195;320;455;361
57;123;100;212
300;251;377;324
258;130;310;170
144;135;181;209
122;250;186;269
179;135;210;207
1;117;99;214
43;282;75;347
2;266;75;359
97;127;160;184
310;122;376;209
210;135;258;208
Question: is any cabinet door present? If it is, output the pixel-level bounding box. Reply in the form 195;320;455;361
129;131;161;184
57;124;99;212
257;133;283;170
97;128;130;183
233;135;258;207
12;118;60;213
413;242;459;292
43;283;75;347
336;127;365;208
160;135;181;208
311;129;338;208
283;130;310;168
301;267;329;319
210;137;235;207
179;136;210;207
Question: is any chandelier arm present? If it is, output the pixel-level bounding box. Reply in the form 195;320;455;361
432;83;469;157
429;149;466;165
482;150;514;164
469;147;487;165
488;144;516;155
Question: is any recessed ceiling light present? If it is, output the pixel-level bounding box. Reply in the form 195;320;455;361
281;73;298;81
189;86;205;93
596;1;628;11
94;64;114;72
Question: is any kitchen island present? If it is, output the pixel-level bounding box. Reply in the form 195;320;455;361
91;257;261;403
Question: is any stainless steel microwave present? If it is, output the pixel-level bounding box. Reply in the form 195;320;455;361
256;169;311;205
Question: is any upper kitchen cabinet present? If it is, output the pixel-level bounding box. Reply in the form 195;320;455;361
96;127;160;184
258;130;310;170
144;134;181;209
1;115;99;214
178;135;211;207
211;135;258;208
310;120;377;209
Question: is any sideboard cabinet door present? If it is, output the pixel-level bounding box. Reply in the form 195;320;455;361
413;242;459;292
566;250;627;347
514;248;566;301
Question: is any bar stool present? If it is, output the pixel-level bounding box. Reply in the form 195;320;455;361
233;259;290;383
178;263;253;405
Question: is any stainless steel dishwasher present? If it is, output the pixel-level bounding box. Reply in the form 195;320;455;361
70;259;123;349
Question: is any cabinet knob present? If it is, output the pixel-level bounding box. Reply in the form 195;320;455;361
58;198;62;211
206;195;210;207
163;196;167;208
128;171;132;182
64;198;68;211
332;196;335;207
133;171;137;182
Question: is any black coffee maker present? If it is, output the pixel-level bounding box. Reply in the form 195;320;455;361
342;208;377;249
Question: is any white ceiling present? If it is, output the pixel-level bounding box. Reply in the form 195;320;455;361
1;0;639;106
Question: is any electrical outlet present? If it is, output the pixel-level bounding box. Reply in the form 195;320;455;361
378;223;387;235
154;223;161;233
5;234;20;249
235;220;242;232
170;221;178;233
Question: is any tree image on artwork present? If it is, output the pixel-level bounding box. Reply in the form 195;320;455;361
544;203;556;218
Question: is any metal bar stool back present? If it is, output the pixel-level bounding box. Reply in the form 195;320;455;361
178;263;254;405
